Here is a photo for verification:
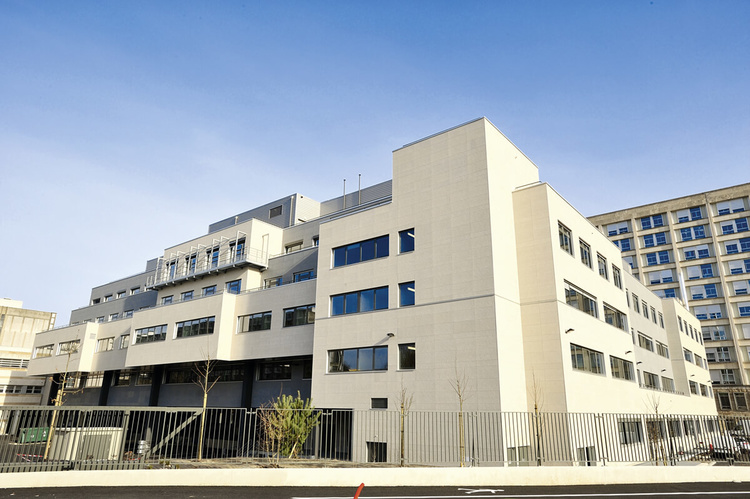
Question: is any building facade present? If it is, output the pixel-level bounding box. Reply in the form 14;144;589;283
589;184;750;416
27;119;716;424
0;299;56;407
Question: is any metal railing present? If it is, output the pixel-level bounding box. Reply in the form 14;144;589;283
1;406;748;472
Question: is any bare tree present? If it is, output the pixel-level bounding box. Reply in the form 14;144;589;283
395;380;414;467
529;372;545;466
449;367;470;467
644;393;668;466
193;349;220;461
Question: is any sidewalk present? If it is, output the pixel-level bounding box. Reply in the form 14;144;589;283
3;463;750;489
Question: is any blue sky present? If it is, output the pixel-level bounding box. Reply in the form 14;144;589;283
1;1;748;323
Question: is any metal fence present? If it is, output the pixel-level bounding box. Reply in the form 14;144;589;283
1;405;748;472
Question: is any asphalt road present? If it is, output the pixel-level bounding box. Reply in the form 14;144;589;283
3;483;750;499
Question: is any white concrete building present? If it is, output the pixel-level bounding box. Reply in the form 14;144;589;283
27;118;715;420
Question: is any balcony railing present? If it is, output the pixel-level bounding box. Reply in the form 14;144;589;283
148;247;268;288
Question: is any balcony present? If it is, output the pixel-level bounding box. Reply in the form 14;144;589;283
147;247;268;289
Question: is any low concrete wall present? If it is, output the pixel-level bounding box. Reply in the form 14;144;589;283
2;465;750;489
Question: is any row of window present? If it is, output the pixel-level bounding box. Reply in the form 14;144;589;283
163;239;246;282
332;229;414;269
563;282;627;330
91;286;142;305
559;223;622;289
618;417;719;446
160;280;240;306
328;343;416;372
626;290;665;328
0;384;42;394
717;391;749;411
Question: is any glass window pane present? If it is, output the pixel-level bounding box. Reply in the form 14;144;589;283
342;349;357;372
374;287;389;310
374;347;388;370
375;236;389;258
358;348;373;371
360;239;376;261
333;247;347;267
360;289;375;312
331;295;345;316
346;244;361;265
345;292;359;314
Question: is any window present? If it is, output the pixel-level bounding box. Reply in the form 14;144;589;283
259;362;292;380
614;238;633;252
312;236;319;247
658;312;664;328
721;218;749;235
570;344;604;374
134;324;168;344
269;205;282;218
603;304;627;330
104;294;113;302
331;287;388;316
136;368;153;385
283;305;315;326
333;235;389;267
238;311;272;332
643;232;667;247
675;207;702;223
656;342;669;358
328;346;388;372
607;221;630;236
84;372;104;389
124;310;133;318
724;238;750;255
645;250;670;266
694;304;723;320
203;285;216;296
640;214;664;229
371;398;388;409
96;316;105;323
33;344;54;358
728;259;750;275
717;199;746;215
597;254;608;279
683;349;693;363
559;223;573;255
116;291;126;299
162;295;173;305
109;313;118;321
638;333;654;352
720;369;736;384
735;393;748;411
176;316;215;338
92;298;101;305
680;226;707;241
119;334;130;349
700;384;709;397
642;371;659;389
564;282;598;318
650;307;657;324
734;281;750;295
580;240;592;268
264;276;283;288
610;356;635;381
702;326;728;341
294;270;315;282
399;343;416;370
399;282;415;307
181;290;194;301
662;377;676;393
623;255;636;269
613;266;622;289
399;228;415;253
740;302;750;317
96;337;114;352
226;279;241;294
187;254;197;273
632;294;640;313
285;241;303;254
642;302;648;319
57;340;80;355
234;239;245;261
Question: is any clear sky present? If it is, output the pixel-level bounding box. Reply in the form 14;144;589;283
1;1;748;324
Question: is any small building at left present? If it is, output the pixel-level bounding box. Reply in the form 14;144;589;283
0;298;56;408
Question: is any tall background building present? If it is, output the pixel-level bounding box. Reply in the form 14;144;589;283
0;298;56;406
589;184;750;416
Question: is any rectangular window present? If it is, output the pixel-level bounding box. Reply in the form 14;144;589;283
597;254;608;279
717;199;746;215
559;223;573;255
607;221;630;236
176;316;216;338
33;344;54;358
662;377;676;393
399;228;415;253
642;301;648;319
371;398;388;409
264;276;283;288
104;294;113;302
116;291;126;299
331;287;388;316
632;294;640;313
202;285;216;296
328;346;388;372
638;333;654;352
580;240;592;268
570;344;604;374
124;310;133;318
259;362;292;380
616;238;633;252
613;266;622;289
650;306;657;324
131;287;141;295
642;371;659;389
136;368;153;385
399;343;416;370
162;295;173;305
109;313;119;321
683;349;693;363
293;270;315;282
603;303;627;330
96;337;114;353
283;305;315;326
134;324;168;344
564;282;598;318
735;394;748;411
269;205;283;218
333;235;389;267
226;279;241;294
656;342;669;358
720;369;736;384
181;290;194;301
57;340;80;355
119;334;130;349
658;312;664;328
399;282;415;307
285;241;303;254
610;356;635;381
237;311;272;333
